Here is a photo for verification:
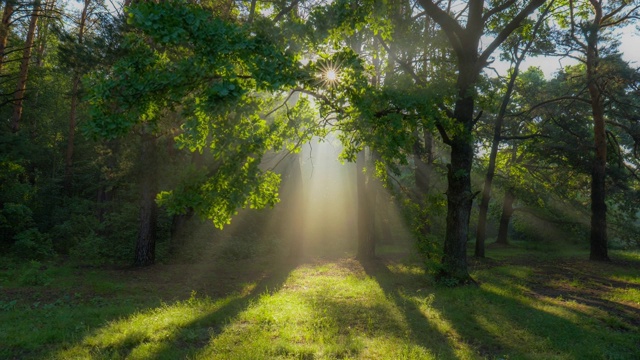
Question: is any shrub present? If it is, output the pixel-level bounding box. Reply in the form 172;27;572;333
69;232;110;265
18;260;52;286
12;228;55;260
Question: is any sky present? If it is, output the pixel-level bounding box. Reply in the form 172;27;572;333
491;25;640;78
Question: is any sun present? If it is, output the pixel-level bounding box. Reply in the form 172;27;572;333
317;60;342;87
325;69;338;82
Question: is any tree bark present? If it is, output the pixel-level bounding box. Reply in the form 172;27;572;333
0;0;15;72
496;188;515;245
585;0;609;262
134;131;158;267
169;208;192;255
371;151;391;245
96;140;119;222
11;0;41;133
64;0;90;194
438;52;477;284
356;149;374;260
247;0;257;24
441;121;474;283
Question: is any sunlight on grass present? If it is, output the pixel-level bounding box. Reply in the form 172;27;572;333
607;287;640;305
54;294;240;359
50;260;440;360
6;257;639;360
195;260;435;359
387;262;426;277
472;265;640;359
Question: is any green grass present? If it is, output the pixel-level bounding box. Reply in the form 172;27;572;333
1;247;639;359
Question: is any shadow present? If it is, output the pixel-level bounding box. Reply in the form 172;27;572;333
21;253;640;359
146;257;299;359
521;259;640;329
448;260;640;358
364;256;640;359
360;258;462;359
36;257;299;360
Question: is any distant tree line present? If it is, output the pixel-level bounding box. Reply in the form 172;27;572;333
1;0;639;285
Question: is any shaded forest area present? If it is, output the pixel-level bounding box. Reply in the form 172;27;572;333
1;0;640;358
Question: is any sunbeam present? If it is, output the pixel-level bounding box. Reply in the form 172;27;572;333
300;136;358;258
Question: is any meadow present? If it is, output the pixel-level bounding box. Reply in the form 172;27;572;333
1;242;639;359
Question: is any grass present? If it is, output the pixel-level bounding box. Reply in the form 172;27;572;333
1;245;639;359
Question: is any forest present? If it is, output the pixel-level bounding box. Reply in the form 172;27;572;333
1;0;640;358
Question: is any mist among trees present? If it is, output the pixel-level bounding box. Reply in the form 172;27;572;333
1;1;640;358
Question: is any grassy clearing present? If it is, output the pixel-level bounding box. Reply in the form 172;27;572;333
1;246;639;359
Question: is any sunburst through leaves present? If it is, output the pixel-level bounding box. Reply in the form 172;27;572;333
317;60;341;87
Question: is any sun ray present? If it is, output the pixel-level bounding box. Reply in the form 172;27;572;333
317;58;342;87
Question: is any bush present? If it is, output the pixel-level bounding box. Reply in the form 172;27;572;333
69;232;110;265
12;228;55;260
18;260;52;286
0;203;36;246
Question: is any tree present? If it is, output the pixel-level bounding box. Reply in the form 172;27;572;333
556;0;640;260
0;0;16;72
86;1;314;265
416;0;546;283
356;149;374;260
64;0;90;194
475;5;552;257
11;0;41;133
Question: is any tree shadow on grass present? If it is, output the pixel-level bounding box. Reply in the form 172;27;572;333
41;258;300;360
360;258;463;359
363;257;640;359
440;274;639;359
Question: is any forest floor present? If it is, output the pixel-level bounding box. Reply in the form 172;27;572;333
1;242;639;359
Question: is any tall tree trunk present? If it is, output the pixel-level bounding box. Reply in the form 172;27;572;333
442;132;474;283
475;7;549;257
356;149;374;260
247;0;257;24
496;143;519;245
585;1;609;262
0;0;15;72
134;131;158;266
64;0;90;194
169;208;192;255
371;151;391;245
418;0;545;284
496;188;515;245
96;140;119;222
439;58;477;284
34;0;55;67
475;66;520;257
11;0;41;133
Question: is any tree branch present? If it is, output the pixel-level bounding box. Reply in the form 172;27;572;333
478;0;547;69
415;0;465;54
483;0;517;22
273;0;302;23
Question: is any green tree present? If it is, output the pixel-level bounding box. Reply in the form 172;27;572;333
85;1;314;265
416;0;546;283
553;0;640;260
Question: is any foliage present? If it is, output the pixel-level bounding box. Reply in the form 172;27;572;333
18;260;53;286
12;229;55;261
84;1;323;229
